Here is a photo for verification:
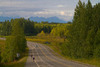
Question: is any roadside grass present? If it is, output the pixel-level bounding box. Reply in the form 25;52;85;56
26;35;64;43
73;58;100;67
0;36;9;38
0;40;29;67
0;40;5;66
26;35;100;67
0;40;5;56
0;35;3;37
0;40;5;47
3;48;29;67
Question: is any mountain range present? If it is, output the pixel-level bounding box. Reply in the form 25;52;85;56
0;16;67;23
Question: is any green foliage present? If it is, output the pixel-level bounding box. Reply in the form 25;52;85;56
34;23;54;35
11;19;27;52
1;21;12;36
63;0;100;59
1;19;26;63
50;24;69;38
1;36;16;63
0;18;69;36
93;29;100;58
11;18;34;36
0;23;2;35
37;30;45;36
0;18;34;36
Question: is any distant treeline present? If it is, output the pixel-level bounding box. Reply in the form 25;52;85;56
0;18;34;36
0;18;70;37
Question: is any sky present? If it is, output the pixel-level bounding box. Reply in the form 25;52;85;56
0;0;100;21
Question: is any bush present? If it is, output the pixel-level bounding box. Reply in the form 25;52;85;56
37;30;45;36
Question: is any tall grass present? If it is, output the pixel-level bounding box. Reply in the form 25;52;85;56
3;48;28;67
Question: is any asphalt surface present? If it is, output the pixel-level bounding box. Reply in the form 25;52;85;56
25;41;94;67
0;38;6;40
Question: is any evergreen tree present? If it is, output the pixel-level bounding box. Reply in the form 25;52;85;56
65;0;94;58
93;3;100;58
66;0;86;58
1;19;26;63
1;21;11;36
11;19;27;52
93;29;100;58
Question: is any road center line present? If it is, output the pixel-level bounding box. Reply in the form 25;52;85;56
39;43;67;62
33;44;53;67
27;44;39;67
37;43;72;67
29;43;40;67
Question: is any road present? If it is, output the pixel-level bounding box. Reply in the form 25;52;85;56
0;38;6;40
25;41;94;67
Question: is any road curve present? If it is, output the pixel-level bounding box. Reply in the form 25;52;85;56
0;38;94;67
25;41;94;67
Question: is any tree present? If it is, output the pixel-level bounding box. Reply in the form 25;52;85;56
1;19;26;63
11;19;26;52
50;24;69;38
92;3;100;58
1;21;11;36
66;0;86;58
37;30;45;36
1;36;17;63
64;0;94;58
93;29;100;58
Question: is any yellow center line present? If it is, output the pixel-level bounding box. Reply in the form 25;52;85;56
38;45;72;67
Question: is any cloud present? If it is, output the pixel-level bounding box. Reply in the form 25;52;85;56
0;0;99;21
57;5;64;8
0;12;3;15
60;11;65;15
0;9;74;21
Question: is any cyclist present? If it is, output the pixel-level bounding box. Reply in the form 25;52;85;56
33;56;35;61
31;54;33;58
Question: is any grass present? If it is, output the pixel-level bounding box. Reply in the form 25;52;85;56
0;40;5;47
0;40;5;54
26;35;64;43
26;35;100;67
0;39;29;67
74;58;100;67
3;48;29;67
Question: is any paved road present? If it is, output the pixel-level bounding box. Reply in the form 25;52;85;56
25;41;94;67
0;38;6;40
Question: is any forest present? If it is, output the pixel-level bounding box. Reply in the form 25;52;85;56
0;0;100;66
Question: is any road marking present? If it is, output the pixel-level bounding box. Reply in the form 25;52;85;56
39;43;67;62
28;43;40;67
32;44;53;67
32;46;40;67
37;43;72;67
34;60;40;67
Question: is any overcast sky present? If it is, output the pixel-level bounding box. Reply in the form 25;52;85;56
0;0;100;21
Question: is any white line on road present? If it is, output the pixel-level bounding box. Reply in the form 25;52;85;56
35;43;53;67
28;43;40;67
39;43;66;62
32;46;40;67
37;43;71;67
34;60;40;67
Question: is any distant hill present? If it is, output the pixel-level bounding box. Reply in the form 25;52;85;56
0;16;67;23
0;16;12;22
0;16;19;22
29;16;67;23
